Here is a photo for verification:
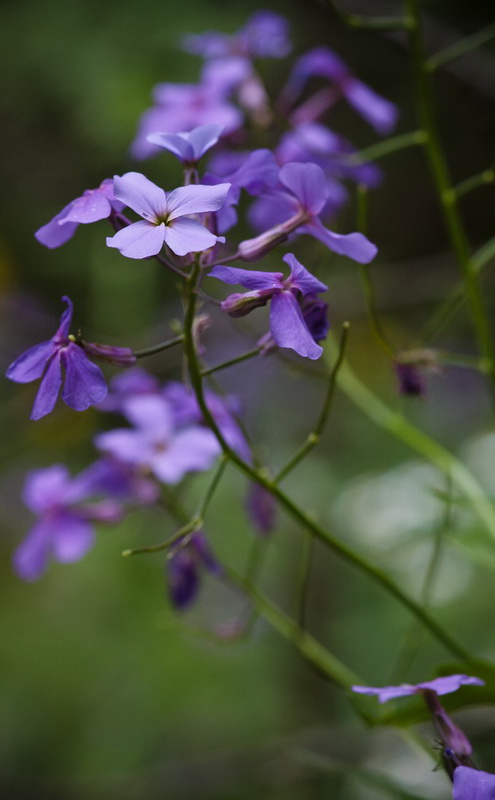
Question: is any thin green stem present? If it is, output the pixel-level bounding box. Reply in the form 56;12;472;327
275;322;350;482
405;0;495;393
346;130;426;165
426;21;495;72
133;335;184;359
201;347;261;377
325;0;413;31
296;532;315;630
455;168;495;199
122;516;201;557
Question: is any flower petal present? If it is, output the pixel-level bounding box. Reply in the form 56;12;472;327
52;514;95;562
270;292;323;359
453;766;495;800
163;217;223;256
279;162;328;216
57;295;74;339
122;394;174;437
304;217;377;264
6;340;55;383
13;521;51;581
61;344;107;411
22;465;73;513
151;428;220;484
59;189;112;224
35;204;79;248
107;220;166;259
95;429;152;465
112;172;167;221
283;253;327;294
345;80;398;135
31;352;63;420
209;265;284;290
166;182;231;220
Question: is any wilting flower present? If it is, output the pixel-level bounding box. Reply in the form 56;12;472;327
35;179;125;249
95;394;221;484
13;465;122;581
352;674;484;703
6;296;107;420
210;252;328;359
146;124;224;165
167;531;222;610
453;767;495;799
106;172;230;258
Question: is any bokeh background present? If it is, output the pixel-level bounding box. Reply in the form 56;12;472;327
2;0;495;797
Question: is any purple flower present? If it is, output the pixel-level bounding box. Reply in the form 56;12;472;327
395;362;426;397
238;162;377;264
453;767;495;799
14;465;122;581
281;46;398;135
246;483;277;535
146;124;224;165
97;367;160;412
167;531;221;610
6;296;107;420
106;172;230;258
209;253;328;360
95;394;221;484
352;674;485;703
183;11;291;60
35;179;125;249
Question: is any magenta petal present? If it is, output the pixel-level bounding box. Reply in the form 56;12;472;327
166;183;231;219
107;220;166;259
61;344;107;411
13;521;51;581
31;353;63;420
209;265;284;290
163;217;222;256
6;340;55;383
279;163;328;216
113;172;167;220
283;253;328;294
270;292;322;359
35;204;79;248
59;190;112;224
305;218;377;264
453;767;495;800
52;515;95;562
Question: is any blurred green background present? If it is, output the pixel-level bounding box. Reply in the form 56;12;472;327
2;0;495;797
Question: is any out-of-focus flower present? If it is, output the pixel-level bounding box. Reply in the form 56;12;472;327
106;172;229;258
453;767;495;799
167;531;222;610
35;179;125;249
147;124;224;165
95;395;221;484
6;296;107;420
210;252;328;359
246;483;277;535
14;465;122;581
98;367;161;412
352;674;485;703
183;11;291;60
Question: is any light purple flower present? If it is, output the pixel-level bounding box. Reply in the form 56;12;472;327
6;296;107;420
35;179;125;249
453;767;495;799
146;124;224;165
97;367;160;412
95;394;221;484
167;531;221;610
281;46;398;135
183;11;291;60
14;465;122;581
352;674;485;704
238;162;377;264
106;172;230;258
210;253;328;360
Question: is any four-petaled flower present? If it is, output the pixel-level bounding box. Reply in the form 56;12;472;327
352;674;485;703
209;252;328;359
6;296;108;420
106;172;230;258
35;179;125;249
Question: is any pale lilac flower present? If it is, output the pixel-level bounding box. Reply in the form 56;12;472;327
14;465;122;581
238;162;377;264
35;179;125;249
352;674;485;703
106;172;230;258
210;253;328;360
183;11;291;60
167;531;222;610
146;124;224;165
6;296;107;420
453;767;495;799
95;395;221;484
97;367;160;412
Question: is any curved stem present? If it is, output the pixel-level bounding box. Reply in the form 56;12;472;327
133;335;184;359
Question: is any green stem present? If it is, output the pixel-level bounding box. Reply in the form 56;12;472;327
455;168;495;198
201;347;261;377
133;335;184;359
426;21;495;71
326;0;413;30
347;130;426;165
296;532;315;630
405;0;495;392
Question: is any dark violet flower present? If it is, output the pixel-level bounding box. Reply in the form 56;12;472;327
300;293;330;342
35;179;125;249
246;483;277;536
167;531;222;610
395;362;426;397
106;172;230;258
281;46;398;135
238;162;377;264
95;395;221;484
146;124;224;165
453;767;495;799
183;11;291;60
14;465;122;581
6;296;107;420
352;674;485;703
210;252;328;360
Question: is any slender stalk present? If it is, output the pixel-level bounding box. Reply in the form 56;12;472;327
296;532;315;630
201;347;261;377
426;21;495;72
133;335;184;359
326;0;413;31
347;130;426;165
405;0;495;392
455;168;495;199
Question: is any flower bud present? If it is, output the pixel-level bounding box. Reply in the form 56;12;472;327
221;289;272;318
